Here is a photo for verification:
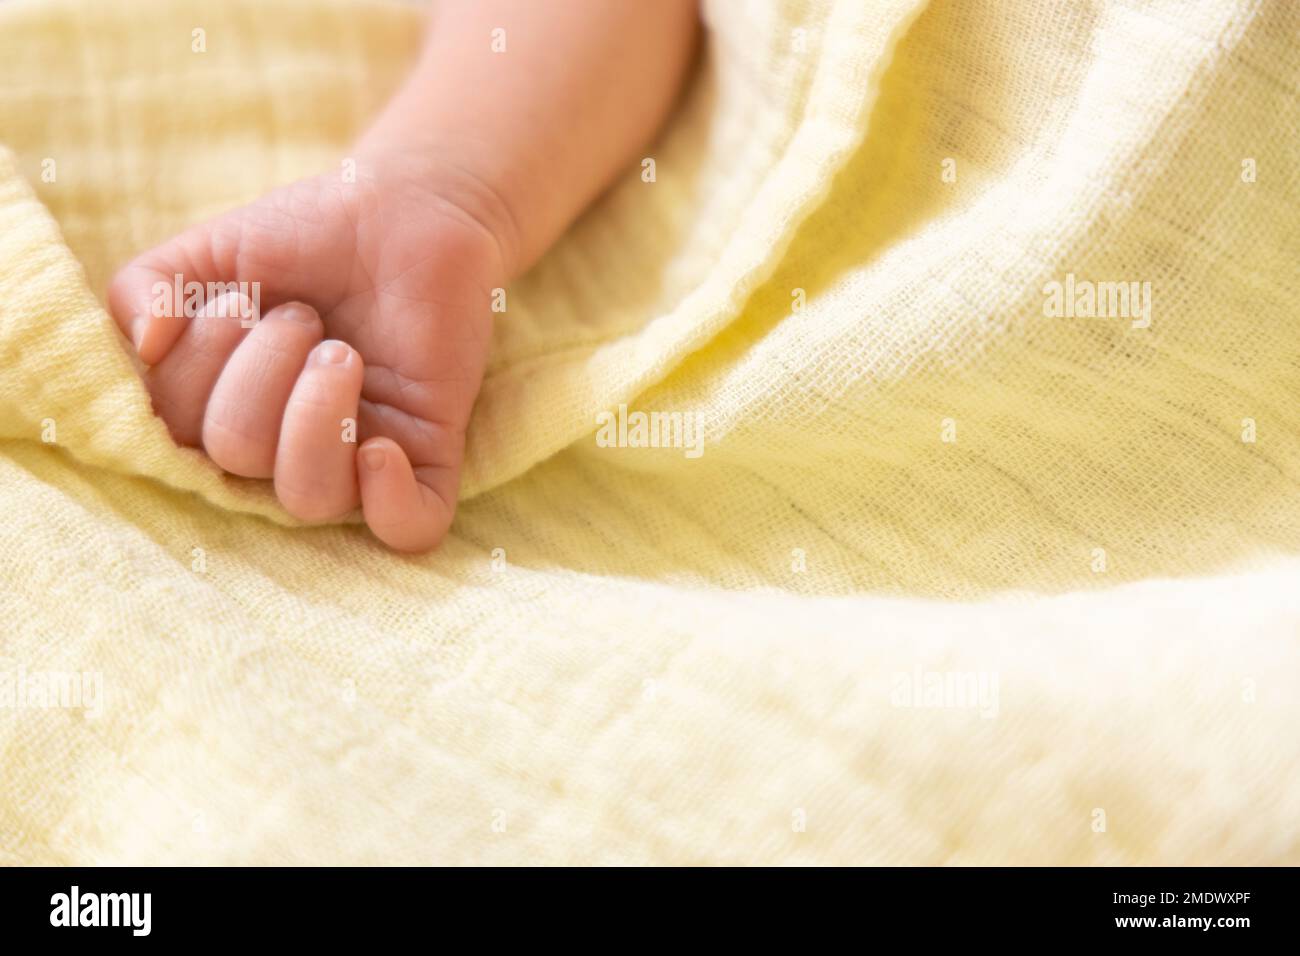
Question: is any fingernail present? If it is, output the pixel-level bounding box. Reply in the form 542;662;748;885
207;290;251;319
130;316;148;352
279;304;318;325
360;446;386;472
316;340;350;365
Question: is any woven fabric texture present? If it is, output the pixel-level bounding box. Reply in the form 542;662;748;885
0;0;1296;864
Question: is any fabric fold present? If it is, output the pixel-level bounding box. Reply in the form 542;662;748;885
1;0;1297;866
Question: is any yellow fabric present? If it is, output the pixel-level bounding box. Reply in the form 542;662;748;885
1;0;1297;864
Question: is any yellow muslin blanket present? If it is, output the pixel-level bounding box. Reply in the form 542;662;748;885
1;0;1298;864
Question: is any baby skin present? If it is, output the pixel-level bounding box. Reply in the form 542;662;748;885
108;0;698;551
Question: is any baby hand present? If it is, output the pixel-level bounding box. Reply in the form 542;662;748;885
108;153;513;552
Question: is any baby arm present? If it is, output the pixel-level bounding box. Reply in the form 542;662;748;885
108;0;699;551
361;0;701;276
